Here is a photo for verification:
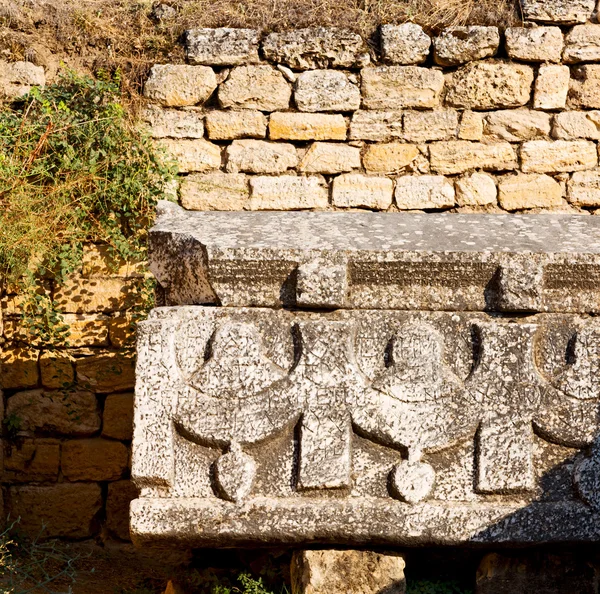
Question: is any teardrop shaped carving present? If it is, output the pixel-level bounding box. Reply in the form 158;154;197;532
390;459;435;505
214;442;257;503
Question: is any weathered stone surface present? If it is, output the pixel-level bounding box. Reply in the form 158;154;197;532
498;173;563;211
107;481;138;541
291;550;406;594
458;111;484;140
533;64;570;110
433;27;500;66
0;60;45;99
157;139;221;173
0;346;39;389
270;112;347;140
144;65;217;107
225;140;298;174
331;174;393;209
362;143;419;174
185;28;260;66
380;23;431;65
361;66;444;109
62;438;129;481
564;25;600;63
109;313;137;348
6;389;100;436
429;141;517;175
505;27;563;62
395;175;455;209
349;110;403;141
553;111;600;140
142;106;204;139
63;314;111;347
568;170;600;206
76;350;136;393
262;28;368;69
2;439;59;482
520;140;597;173
205;110;267;140
522;0;595;23
249;176;329;210
482;109;551;142
299;143;361;174
180;172;250;210
455;172;497;206
10;484;102;538
82;245;145;278
218;66;291;111
445;62;534;110
403;110;458;142
40;350;74;389
103;392;135;440
294;70;360;112
569;65;600;109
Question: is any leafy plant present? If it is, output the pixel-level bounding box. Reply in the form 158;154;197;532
0;70;174;342
187;569;290;594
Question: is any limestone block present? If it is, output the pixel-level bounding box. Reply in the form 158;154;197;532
295;70;360;112
429;141;517;175
380;23;431;65
521;0;595;23
395;175;455;209
0;346;39;389
249;176;329;210
533;64;570;110
498;173;563;210
433;26;500;66
0;60;45;99
299;143;361;174
362;143;419;174
225;140;298;174
505;27;563;62
291;550;406;594
102;392;134;440
106;481;138;541
180;172;250;210
185;28;260;65
62;438;129;481
82;245;145;278
109;313;136;348
455;172;497;206
218;66;291;111
403;110;459;142
10;484;102;538
205;110;267;140
6;389;100;436
521;140;597;173
269;112;346;140
564;25;600;63
157;139;221;173
361;66;444;109
483;109;551;142
568;170;600;206
76;350;136;393
445;62;534;110
40;350;74;389
349;110;403;141
2;439;59;482
458;111;484;140
262;28;368;69
144;64;217;107
569;65;600;109
331;174;393;209
553;111;600;139
141;105;204;139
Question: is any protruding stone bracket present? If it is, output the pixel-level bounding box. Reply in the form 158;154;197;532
495;253;544;312
296;255;348;309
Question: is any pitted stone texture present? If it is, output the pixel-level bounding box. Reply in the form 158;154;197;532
520;140;597;173
569;65;600;109
568;171;600;206
395;175;455;210
362;143;419;174
219;66;291;111
185;28;260;65
296;254;349;308
482;110;551;142
522;0;595;23
180;173;250;211
505;27;563;63
131;306;600;547
361;66;444;110
429;141;517;175
205;110;267;140
299;143;361;174
144;65;217;107
498;174;563;211
291;550;406;594
262;28;368;69
331;174;393;210
564;25;600;63
534;64;570;110
403;110;459;143
445;62;534;110
294;70;360;112
149;201;600;312
0;60;45;99
225;140;298;174
249;176;329;210
270;113;347;140
455;173;497;206
158;139;221;173
459;111;484;140
142;106;204;139
553;111;600;140
349;111;403;142
380;23;431;65
433;27;500;67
